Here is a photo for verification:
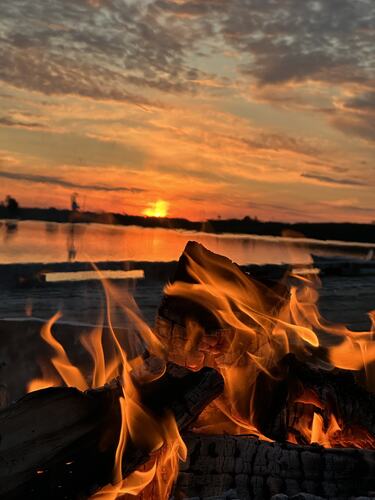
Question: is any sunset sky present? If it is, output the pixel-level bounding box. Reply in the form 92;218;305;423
0;0;374;222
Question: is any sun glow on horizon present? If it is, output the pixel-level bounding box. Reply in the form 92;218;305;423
143;200;169;218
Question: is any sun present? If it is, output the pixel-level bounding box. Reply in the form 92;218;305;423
143;200;169;218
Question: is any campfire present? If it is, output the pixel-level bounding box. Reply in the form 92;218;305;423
1;241;375;499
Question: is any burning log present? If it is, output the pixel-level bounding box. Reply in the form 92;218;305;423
0;382;121;500
156;241;290;371
3;241;375;500
0;364;223;499
242;354;375;444
283;355;375;442
156;242;375;444
174;433;375;499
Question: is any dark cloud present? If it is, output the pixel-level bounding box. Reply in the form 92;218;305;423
222;0;374;87
0;42;154;107
153;0;227;17
0;0;211;103
330;115;375;144
301;172;367;187
0;116;45;129
330;91;375;143
1;0;373;102
343;92;375;112
1;0;374;148
242;132;319;156
0;169;146;193
155;0;375;87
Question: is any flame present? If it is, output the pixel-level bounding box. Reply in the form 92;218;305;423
27;312;88;392
288;388;375;449
160;244;375;447
143;200;169;218
27;241;375;499
28;275;184;499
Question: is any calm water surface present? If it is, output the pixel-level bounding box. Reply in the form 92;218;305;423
1;220;373;265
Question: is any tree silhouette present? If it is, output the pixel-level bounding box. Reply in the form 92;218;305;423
5;195;19;215
71;193;80;212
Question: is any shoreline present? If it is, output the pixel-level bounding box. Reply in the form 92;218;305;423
1;206;375;244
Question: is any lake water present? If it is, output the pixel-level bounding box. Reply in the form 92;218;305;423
1;220;374;266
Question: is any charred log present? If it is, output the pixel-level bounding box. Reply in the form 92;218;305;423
283;355;375;441
174;433;375;500
156;241;289;371
0;364;223;499
156;242;375;443
250;355;375;443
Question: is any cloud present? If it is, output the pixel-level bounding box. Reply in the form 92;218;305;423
0;169;146;193
242;132;319;156
154;0;375;88
247;200;311;219
1;0;374;222
0;0;214;104
343;92;375;112
322;199;375;213
329;91;375;143
153;1;375;146
301;172;367;187
0;45;154;108
222;0;374;87
1;0;373;121
0;115;45;129
1;0;373;96
153;0;227;17
331;115;375;144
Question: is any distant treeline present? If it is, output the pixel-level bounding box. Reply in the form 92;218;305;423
1;206;374;244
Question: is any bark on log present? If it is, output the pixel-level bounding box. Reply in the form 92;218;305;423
174;433;375;500
0;364;223;499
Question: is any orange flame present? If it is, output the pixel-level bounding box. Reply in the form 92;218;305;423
27;312;87;392
28;274;184;499
28;242;375;499
288;388;375;449
160;245;375;447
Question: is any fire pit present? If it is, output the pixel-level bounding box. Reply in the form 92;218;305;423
1;242;375;499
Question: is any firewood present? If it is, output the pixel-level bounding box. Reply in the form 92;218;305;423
0;364;223;499
283;355;375;440
174;433;375;500
156;241;289;371
247;354;375;442
156;242;375;441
